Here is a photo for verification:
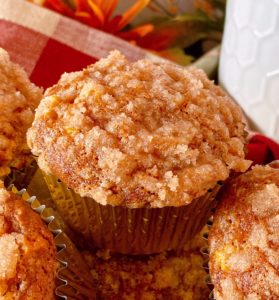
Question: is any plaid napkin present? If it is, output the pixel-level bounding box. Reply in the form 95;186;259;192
0;0;152;89
247;133;279;165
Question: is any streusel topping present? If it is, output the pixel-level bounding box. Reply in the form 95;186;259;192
28;51;250;207
209;165;279;299
83;228;209;300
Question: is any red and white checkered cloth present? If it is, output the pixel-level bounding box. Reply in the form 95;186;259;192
0;0;158;89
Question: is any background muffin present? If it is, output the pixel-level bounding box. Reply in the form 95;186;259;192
209;165;279;299
28;50;250;208
0;48;42;178
83;228;209;300
0;182;57;299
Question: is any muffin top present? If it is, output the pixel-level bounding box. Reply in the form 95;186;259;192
0;182;57;299
209;165;279;299
0;48;42;177
28;51;250;208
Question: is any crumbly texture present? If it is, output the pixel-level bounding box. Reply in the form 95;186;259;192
0;185;57;299
0;48;42;177
83;228;209;300
209;165;279;300
28;51;250;208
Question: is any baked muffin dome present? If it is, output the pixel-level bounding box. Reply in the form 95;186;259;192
0;48;42;177
209;165;279;299
28;51;250;208
0;183;57;299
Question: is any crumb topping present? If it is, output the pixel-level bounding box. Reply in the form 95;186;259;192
0;187;57;299
209;165;279;299
28;51;250;207
0;48;42;177
83;228;209;299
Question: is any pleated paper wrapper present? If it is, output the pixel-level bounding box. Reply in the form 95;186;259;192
43;172;222;255
9;185;97;299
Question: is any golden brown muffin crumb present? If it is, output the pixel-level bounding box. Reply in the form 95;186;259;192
83;229;209;299
209;165;279;300
28;51;250;207
0;185;57;299
0;48;42;177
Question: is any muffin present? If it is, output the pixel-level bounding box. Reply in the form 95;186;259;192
83;228;209;300
209;165;279;299
0;182;57;299
0;48;42;186
27;51;250;254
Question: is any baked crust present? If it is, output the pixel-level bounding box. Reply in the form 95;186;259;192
28;51;250;207
0;48;42;176
0;184;57;299
209;165;279;299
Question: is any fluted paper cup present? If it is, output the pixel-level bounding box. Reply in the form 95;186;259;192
4;159;37;190
9;185;97;300
43;173;222;255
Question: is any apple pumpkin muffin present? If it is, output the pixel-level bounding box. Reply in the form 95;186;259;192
0;182;57;299
209;165;279;299
83;228;209;300
0;48;42;185
27;51;250;254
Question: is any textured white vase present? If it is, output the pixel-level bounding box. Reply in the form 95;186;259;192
219;0;279;141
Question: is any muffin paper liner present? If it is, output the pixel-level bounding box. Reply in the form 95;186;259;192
28;169;90;250
4;159;37;190
8;185;97;300
43;172;223;255
200;216;215;300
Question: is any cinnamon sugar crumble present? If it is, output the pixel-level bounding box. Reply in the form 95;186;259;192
28;51;250;207
83;228;209;300
0;48;42;176
209;165;279;299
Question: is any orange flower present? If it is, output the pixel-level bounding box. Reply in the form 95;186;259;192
194;0;215;18
39;0;154;41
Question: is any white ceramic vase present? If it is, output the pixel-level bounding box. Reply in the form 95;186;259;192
219;0;279;141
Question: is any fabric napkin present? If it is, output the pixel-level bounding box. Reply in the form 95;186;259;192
246;133;279;165
0;0;152;89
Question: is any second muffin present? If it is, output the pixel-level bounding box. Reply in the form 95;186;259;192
27;51;250;254
209;165;279;299
0;183;57;299
0;48;42;188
